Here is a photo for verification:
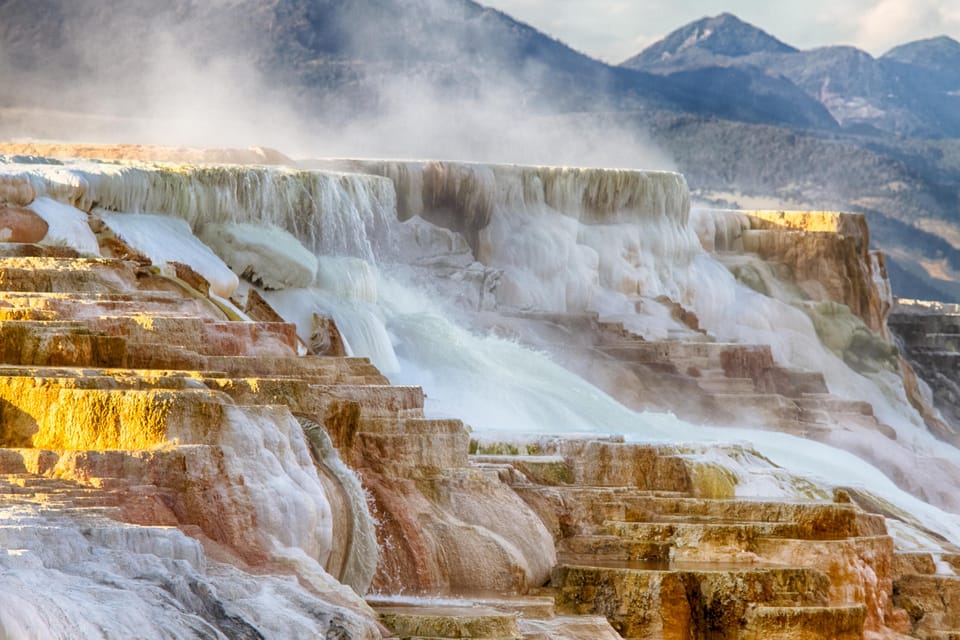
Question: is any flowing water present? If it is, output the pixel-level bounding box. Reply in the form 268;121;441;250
3;153;960;636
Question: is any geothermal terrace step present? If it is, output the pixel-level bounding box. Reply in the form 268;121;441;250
0;474;127;492
604;520;828;546
517;615;623;640
695;376;757;393
893;551;939;577
311;384;426;417
603;495;862;529
470;454;575;486
0;382;230;449
0;320;128;367
204;355;384;380
741;605;866;640
0;367;222;389
546;443;693;490
368;594;557;621
552;563;832;638
894;574;960;628
0;308;57;320
85;316;300;355
709;392;801;418
370;595;626;640
0;468;126;513
527;486;862;526
597;340;770;360
0;257;139;293
362;418;469;435
126;343;206;370
375;604;523;639
0;243;83;259
355;422;472;472
557;535;672;563
0;444;220;481
0;290;215;318
795;394;874;414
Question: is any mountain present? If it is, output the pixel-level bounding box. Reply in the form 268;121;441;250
622;14;960;138
0;0;840;131
763;46;922;135
1;1;953;142
620;14;841;133
879;36;960;137
0;0;643;113
649;65;837;130
621;12;797;71
884;35;960;81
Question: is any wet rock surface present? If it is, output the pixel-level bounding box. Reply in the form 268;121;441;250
0;149;957;639
889;301;960;437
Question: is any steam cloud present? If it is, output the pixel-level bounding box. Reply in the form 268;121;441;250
0;0;675;170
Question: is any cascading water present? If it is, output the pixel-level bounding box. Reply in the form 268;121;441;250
4;155;959;497
5;152;960;635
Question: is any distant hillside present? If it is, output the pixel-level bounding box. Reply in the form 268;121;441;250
622;14;960;138
884;35;960;83
0;0;846;131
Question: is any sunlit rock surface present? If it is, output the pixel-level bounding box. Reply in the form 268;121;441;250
695;209;891;335
1;146;960;638
0;205;48;243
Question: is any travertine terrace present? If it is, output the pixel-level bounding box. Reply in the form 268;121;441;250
890;300;960;438
1;144;959;639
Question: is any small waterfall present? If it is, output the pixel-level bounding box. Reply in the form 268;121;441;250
2;159;399;264
299;417;380;594
6;152;960;589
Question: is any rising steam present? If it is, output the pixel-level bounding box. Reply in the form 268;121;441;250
0;0;675;169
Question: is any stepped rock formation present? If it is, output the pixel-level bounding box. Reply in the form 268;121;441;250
697;210;891;335
1;144;960;639
890;300;960;436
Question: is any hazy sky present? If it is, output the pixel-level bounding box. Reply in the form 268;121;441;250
481;0;960;62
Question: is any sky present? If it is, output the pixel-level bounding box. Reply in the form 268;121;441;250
480;0;960;63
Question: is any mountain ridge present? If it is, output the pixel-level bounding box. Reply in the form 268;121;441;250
621;12;960;138
621;12;797;69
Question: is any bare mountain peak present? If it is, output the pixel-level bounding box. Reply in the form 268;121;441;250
883;34;960;69
622;12;797;68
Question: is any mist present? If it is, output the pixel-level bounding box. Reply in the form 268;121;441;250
0;0;675;171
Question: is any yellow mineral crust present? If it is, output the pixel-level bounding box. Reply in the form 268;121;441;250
0;155;953;639
745;210;868;238
705;209;891;334
0;376;227;449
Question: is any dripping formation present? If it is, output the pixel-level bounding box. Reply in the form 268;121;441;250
0;144;959;638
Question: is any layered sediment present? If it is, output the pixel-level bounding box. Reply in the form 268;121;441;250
1;145;958;639
890;299;960;436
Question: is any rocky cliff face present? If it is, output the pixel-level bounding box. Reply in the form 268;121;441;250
1;144;960;639
695;209;891;335
889;300;960;438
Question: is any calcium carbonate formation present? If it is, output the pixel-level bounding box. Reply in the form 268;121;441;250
1;150;959;638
